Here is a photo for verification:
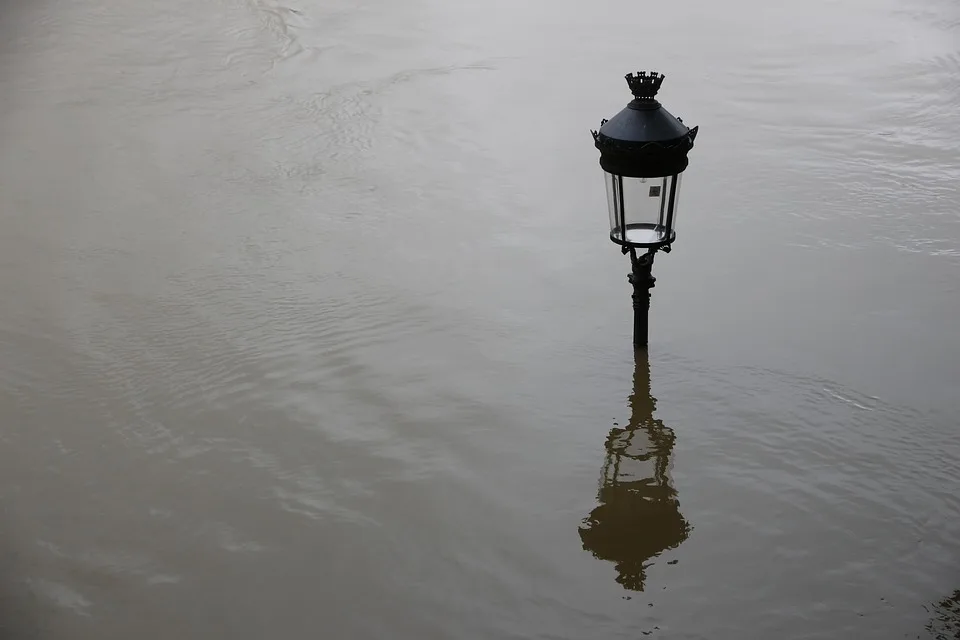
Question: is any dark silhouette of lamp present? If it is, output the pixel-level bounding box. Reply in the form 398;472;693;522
592;71;699;347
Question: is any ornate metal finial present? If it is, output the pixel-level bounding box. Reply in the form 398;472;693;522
625;71;665;101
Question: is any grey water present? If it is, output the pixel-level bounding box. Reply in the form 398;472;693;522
1;0;959;637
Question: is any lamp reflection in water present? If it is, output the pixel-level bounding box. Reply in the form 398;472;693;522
579;349;691;591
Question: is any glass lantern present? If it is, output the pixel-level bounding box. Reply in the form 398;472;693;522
605;172;683;249
593;71;697;252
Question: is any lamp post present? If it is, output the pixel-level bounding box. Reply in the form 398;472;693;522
592;71;698;347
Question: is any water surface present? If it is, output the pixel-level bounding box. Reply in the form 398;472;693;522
1;0;958;637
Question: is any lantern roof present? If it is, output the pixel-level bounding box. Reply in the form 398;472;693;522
592;72;698;178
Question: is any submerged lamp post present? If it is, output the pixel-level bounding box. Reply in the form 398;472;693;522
592;71;698;347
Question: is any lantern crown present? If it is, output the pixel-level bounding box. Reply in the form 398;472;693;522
625;71;664;102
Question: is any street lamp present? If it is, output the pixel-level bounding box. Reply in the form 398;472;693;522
592;71;698;347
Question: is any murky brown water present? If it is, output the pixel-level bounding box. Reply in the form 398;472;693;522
1;0;959;637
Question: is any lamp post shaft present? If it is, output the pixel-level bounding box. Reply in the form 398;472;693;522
628;250;656;347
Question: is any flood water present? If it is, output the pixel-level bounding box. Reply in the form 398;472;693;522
1;0;959;637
